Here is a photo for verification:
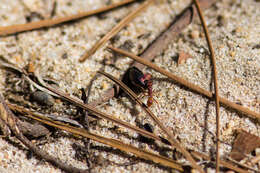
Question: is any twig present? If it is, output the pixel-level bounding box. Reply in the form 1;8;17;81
227;156;260;173
79;0;154;62
0;59;166;144
133;0;217;69
0;60;59;98
107;46;260;121
2;55;202;171
0;0;137;36
9;103;184;171
190;150;249;173
192;0;220;172
33;76;171;145
16;120;50;138
87;0;217;107
0;95;86;173
98;71;205;173
81;67;105;127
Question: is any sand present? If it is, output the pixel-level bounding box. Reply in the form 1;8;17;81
0;0;259;172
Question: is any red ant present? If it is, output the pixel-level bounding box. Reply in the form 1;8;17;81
120;67;156;107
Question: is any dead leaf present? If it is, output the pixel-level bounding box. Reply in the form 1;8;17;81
178;51;192;65
230;129;260;161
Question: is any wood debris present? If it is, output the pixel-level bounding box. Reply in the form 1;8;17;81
230;129;260;161
178;51;193;65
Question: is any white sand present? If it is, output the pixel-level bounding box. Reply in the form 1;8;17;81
0;0;259;172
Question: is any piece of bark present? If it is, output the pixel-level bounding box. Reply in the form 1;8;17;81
17;120;50;138
230;129;260;161
133;0;216;70
0;94;86;173
89;0;217;106
178;51;193;65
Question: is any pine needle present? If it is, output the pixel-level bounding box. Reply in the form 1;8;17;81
0;0;137;36
79;0;154;62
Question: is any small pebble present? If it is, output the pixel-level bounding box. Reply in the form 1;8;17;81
143;123;154;133
27;62;35;73
178;51;193;65
199;48;205;53
229;51;236;58
139;123;155;144
3;152;9;160
235;27;243;33
190;30;200;39
62;53;68;59
101;81;109;90
30;91;55;106
217;15;228;27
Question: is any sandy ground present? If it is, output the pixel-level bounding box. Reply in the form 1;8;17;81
0;0;259;172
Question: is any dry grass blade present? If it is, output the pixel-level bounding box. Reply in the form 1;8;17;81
230;129;260;162
0;0;137;36
0;95;86;173
0;60;59;98
97;71;205;173
227;157;260;173
9;103;183;171
134;0;217;69
79;0;154;62
1;58;199;171
0;59;166;144
85;0;217;108
107;46;260;121
8;104;82;129
39;81;166;143
192;0;220;172
190;151;249;173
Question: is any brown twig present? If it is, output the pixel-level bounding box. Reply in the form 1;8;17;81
0;0;137;36
87;0;217;107
227;157;260;173
2;52;202;172
0;59;59;98
190;150;249;173
39;83;166;143
79;0;154;62
9;103;183;171
98;71;205;173
133;0;217;69
0;59;168;144
107;46;260;121
8;102;251;173
192;0;220;172
0;95;86;173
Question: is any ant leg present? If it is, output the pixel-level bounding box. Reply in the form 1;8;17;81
145;91;159;105
137;93;145;100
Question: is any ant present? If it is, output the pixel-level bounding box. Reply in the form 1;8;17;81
120;67;156;107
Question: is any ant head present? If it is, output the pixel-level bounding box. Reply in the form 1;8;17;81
138;73;152;88
143;73;152;88
143;73;152;81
